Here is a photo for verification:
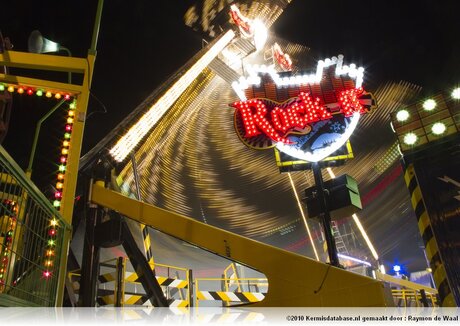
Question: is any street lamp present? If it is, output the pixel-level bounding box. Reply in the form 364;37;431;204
28;30;72;83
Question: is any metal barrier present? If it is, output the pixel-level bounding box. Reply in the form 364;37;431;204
195;277;267;307
195;263;267;307
375;271;439;307
69;258;192;307
391;289;437;307
0;146;71;306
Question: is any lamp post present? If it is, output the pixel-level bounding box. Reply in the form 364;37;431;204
311;162;340;267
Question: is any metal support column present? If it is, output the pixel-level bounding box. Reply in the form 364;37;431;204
115;257;125;307
119;216;168;307
188;269;193;307
78;178;102;306
312;162;340;267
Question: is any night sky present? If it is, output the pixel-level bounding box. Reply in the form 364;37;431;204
2;0;459;274
3;0;459;186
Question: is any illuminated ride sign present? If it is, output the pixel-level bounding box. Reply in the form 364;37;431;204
230;55;376;163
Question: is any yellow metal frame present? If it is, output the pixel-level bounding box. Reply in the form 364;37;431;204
1;49;95;305
274;140;354;169
90;183;392;307
223;263;242;292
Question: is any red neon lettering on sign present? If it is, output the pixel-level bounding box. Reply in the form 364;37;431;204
232;89;366;144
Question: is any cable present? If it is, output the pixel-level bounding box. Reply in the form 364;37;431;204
87;92;108;119
313;264;332;294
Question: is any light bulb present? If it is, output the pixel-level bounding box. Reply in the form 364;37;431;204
451;87;460;100
423;99;436;111
396;109;409;122
432;122;446;135
403;132;417;145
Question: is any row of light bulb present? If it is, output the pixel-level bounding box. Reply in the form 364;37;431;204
0;83;72;100
403;122;447;145
232;55;365;102
397;87;460;145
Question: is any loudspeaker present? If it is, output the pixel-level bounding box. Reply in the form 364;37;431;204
303;174;362;220
28;30;60;54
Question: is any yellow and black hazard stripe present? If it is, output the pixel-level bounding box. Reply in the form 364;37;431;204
99;271;188;289
97;294;146;306
196;291;265;303
98;294;189;307
141;223;154;266
156;276;188;288
404;164;455;307
167;299;189;307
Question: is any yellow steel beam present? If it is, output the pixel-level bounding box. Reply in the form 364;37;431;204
0;73;83;95
376;271;438;294
90;183;393;307
58;52;94;223
0;51;87;74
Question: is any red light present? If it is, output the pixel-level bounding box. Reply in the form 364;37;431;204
43;270;51;278
48;228;57;236
54;191;62;199
27;89;34;95
64;94;71;100
233;89;370;144
60;156;67;163
65;125;72;132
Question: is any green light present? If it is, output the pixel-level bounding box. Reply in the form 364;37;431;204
36;90;43;96
48;239;56;246
403;133;418;145
423;99;436;111
432;122;446;135
64;133;71;139
58;165;66;172
396;109;409;122
53;200;61;207
69;101;76;109
0;84;5;91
